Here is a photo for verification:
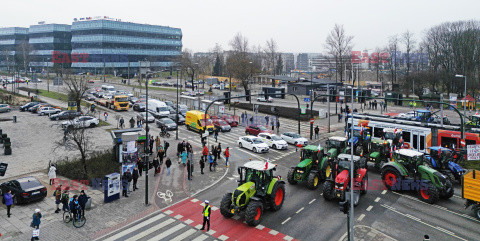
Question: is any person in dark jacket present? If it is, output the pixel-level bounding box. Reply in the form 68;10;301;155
177;141;184;158
132;167;139;190
78;190;88;217
129;117;135;128
3;189;14;218
163;140;170;157
153;157;160;176
314;126;320;139
137;159;144;176
31;209;42;241
122;170;131;197
199;157;205;174
216;143;222;161
165;158;172;175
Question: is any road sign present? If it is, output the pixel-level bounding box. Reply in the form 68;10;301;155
304;97;310;102
219;105;225;113
467;144;480;160
310;118;314;124
461;139;466;147
254;104;259;114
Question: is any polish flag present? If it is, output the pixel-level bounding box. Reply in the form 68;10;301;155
264;159;269;170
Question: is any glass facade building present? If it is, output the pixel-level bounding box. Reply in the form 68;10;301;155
28;24;71;69
71;19;182;73
0;27;29;71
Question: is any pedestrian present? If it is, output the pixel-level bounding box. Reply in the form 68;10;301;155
163;140;169;157
384;101;387;111
200;200;211;232
166;158;172;175
217;143;222;161
54;185;61;213
138;159;144;176
249;116;253;125
271;118;275;131
30;96;34;102
31;209;42;241
78;190;88;217
199;156;205;174
211;145;217;164
155;136;161;150
202;145;209;163
241;112;245;124
314;126;320;139
126;169;133;193
265;115;270;126
104;111;108;121
209;152;214;171
132;167;139;191
48;164;56;185
214;127;219;142
157;144;164;160
177;141;184;158
225;147;230;167
338;112;342;122
122;171;129;197
137;115;141;127
3;189;14;218
129;117;135;128
119;117;125;129
28;90;30;97
187;159;193;181
180;150;188;166
149;136;154;154
61;189;70;212
276;119;280;133
153;157;160;176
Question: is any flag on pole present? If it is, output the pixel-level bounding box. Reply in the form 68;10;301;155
264;159;269;170
317;143;322;151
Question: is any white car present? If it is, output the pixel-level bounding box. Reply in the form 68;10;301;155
238;136;270;153
281;132;308;146
38;107;61;116
62;116;99;129
257;96;273;102
138;112;155;123
258;133;288;150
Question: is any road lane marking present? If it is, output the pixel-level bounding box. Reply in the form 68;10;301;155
381;190;387;195
169;228;196;241
255;224;265;230
296;207;305;214
165;210;173;215
374;197;381;202
366;206;373;211
218;235;229;240
149;223;186;241
281;217;291;225
124;218;175;241
184;219;194;224
103;214;166;241
269;229;279;235
357;214;366;221
283;236;294;241
174;214;183;219
309;199;316;204
192;234;208;241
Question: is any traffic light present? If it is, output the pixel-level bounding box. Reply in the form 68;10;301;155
223;92;231;104
339;200;349;214
245;90;251;101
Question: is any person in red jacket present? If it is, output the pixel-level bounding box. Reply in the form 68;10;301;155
225;147;230;167
202;145;209;162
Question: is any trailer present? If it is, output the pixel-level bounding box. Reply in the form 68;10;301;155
462;170;480;220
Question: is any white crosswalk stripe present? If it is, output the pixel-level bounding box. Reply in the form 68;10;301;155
124;218;175;241
170;229;197;241
103;214;166;241
149;223;186;241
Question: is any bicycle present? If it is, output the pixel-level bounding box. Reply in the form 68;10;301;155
63;209;86;228
160;131;170;138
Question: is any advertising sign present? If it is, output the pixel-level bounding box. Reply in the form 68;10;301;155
467;144;480;160
104;173;120;202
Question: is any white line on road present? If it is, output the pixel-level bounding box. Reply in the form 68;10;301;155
366;206;373;211
103;214;166;241
169;228;196;241
281;217;291;225
357;214;366;221
381;190;387;195
125;218;176;241
309;199;316;204
374;197;381;202
296;207;305;214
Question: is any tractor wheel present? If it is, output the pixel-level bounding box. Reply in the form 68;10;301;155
361;173;368;195
322;181;335;201
445;172;456;184
474;206;480;220
417;181;440;204
287;168;297;185
440;180;454;199
245;201;263;226
355;146;363;156
322;164;332;180
381;167;402;190
269;183;285;211
307;172;320;190
220;193;234;218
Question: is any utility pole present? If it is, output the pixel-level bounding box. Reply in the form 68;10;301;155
327;84;330;133
127;61;130;85
144;73;149;205
349;89;354;241
176;69;179;140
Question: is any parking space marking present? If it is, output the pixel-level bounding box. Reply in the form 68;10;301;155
281;217;291;225
296;207;304;214
309;199;316;204
366;206;373;211
357;214;366;221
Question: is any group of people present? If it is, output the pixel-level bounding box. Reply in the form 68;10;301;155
240;112;280;132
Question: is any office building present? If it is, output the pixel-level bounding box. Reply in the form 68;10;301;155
29;23;72;70
0;27;29;71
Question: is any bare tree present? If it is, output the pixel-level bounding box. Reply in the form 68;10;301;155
63;73;89;113
387;35;400;90
15;40;34;74
264;39;278;75
402;31;416;79
226;33;254;92
1;48;12;73
179;49;198;91
325;24;354;82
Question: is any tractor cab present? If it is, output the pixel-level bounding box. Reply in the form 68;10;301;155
466;114;480;127
348;126;371;145
326;136;348;157
426;146;465;182
394;149;425;175
301;145;324;165
237;162;276;195
413;109;434;122
336;154;362;173
382;128;403;148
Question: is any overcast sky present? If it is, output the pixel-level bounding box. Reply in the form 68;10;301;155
2;0;479;53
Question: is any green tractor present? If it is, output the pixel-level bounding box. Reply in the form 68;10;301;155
381;149;454;204
287;145;329;189
368;138;391;171
220;161;286;226
325;136;349;158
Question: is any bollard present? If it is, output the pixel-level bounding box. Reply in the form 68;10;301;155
13;115;16;123
423;235;430;241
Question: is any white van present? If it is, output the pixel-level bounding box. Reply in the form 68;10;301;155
101;85;116;95
148;99;170;117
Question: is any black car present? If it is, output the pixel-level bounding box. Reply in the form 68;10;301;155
133;102;146;112
168;113;185;125
20;102;39;111
84;94;96;101
50;111;82;121
0;177;47;204
156;117;177;130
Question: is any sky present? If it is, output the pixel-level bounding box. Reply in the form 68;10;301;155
1;0;479;53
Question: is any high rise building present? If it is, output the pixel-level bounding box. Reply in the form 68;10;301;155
296;53;309;70
28;23;71;71
0;27;29;71
281;53;294;73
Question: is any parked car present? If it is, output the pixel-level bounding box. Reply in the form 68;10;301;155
0;104;11;113
281;132;309;146
133;102;146;112
84;94;96;101
138;112;155;123
62;116;99;129
258;133;288;150
129;97;138;105
167;106;176;114
257;96;273;102
38;107;61;116
156;117;178;130
238;136;269;153
50;111;82;121
212;119;231;132
245;125;273;136
20;102;39;111
164;101;175;109
168;113;185;125
28;103;47;112
0;177;47;204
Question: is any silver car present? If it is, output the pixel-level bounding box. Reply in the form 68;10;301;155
0;104;11;113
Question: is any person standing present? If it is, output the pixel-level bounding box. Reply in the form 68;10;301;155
48;164;56;185
61;189;70;212
202;145;209;163
137;115;141;127
132;167;139;191
137;159;144;176
314;126;320;139
129;117;135;128
78;190;88;217
54;185;61;213
180;150;188;166
214;127;219;142
271;118;275;131
153;157;160;176
187;159;193;181
3;189;14;218
119;117;125;129
199;156;205;174
163;140;170;157
165;158;172;175
149;136;155;154
225;147;230;167
265;115;270;126
122;171;129;197
217;143;222;162
104;111;108;121
209;152;214;171
31;209;42;241
241;112;245;124
177;141;184;159
200;200;211;231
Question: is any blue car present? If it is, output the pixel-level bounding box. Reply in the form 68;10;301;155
425;146;465;183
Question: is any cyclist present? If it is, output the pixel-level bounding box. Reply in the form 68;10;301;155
69;195;81;221
160;125;168;136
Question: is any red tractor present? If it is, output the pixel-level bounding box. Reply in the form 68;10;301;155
323;153;368;206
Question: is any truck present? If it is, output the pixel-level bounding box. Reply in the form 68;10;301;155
95;95;130;111
185;110;215;133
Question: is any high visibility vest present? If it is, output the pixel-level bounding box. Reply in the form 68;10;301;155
203;205;210;217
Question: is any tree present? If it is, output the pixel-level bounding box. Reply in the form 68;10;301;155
63;72;89;113
264;39;278;75
226;33;253;92
387;35;400;90
179;49;198;91
1;48;12;73
213;55;222;76
15;40;34;74
402;31;416;90
276;55;284;75
325;24;354;82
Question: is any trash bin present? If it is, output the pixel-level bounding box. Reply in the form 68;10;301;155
13;116;16;123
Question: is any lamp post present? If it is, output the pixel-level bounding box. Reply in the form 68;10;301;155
455;74;467;124
176;68;180;140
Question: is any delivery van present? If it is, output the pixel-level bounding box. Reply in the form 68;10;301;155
185;110;215;133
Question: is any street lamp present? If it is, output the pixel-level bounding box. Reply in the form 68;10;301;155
455;74;467;123
176;68;180;140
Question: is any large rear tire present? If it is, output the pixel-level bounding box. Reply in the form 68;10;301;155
381;167;402;190
474;206;480;220
361;173;368;195
440;180;454;199
418;181;440;204
323;181;335;201
245;201;263;226
220;193;234;218
307;172;320;190
287;168;297;185
269;183;285;211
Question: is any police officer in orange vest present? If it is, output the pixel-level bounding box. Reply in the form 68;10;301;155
200;200;211;231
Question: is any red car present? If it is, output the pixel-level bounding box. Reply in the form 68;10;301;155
245;125;272;136
221;114;239;127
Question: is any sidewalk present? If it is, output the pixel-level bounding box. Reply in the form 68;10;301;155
340;225;397;241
